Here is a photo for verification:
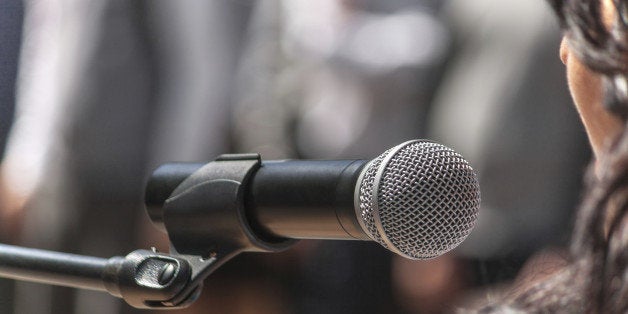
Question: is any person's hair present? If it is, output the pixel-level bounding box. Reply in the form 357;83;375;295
477;0;628;312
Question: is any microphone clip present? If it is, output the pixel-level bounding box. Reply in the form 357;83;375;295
128;153;296;308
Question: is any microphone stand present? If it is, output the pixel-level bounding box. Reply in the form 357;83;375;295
0;153;296;309
0;243;202;309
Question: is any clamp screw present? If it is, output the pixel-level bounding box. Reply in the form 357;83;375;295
158;263;177;285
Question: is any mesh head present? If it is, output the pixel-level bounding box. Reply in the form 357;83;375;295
355;140;480;260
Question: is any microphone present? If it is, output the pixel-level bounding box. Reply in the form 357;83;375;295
0;140;481;310
146;140;480;260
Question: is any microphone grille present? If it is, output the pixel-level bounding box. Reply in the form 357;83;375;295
356;140;480;260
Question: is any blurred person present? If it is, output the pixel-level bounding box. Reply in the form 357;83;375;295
0;1;253;313
473;0;628;312
234;1;461;313
0;1;163;312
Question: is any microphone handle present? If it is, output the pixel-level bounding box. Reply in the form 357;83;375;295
145;159;370;241
246;159;369;240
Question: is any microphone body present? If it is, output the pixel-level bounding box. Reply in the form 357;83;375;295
246;159;370;240
145;140;480;260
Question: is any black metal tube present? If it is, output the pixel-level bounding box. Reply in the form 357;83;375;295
0;243;108;291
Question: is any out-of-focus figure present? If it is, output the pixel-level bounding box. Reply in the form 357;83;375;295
0;1;250;313
234;1;454;313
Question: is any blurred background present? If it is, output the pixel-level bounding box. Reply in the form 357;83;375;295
0;0;590;313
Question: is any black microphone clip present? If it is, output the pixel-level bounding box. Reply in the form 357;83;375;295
138;153;297;308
